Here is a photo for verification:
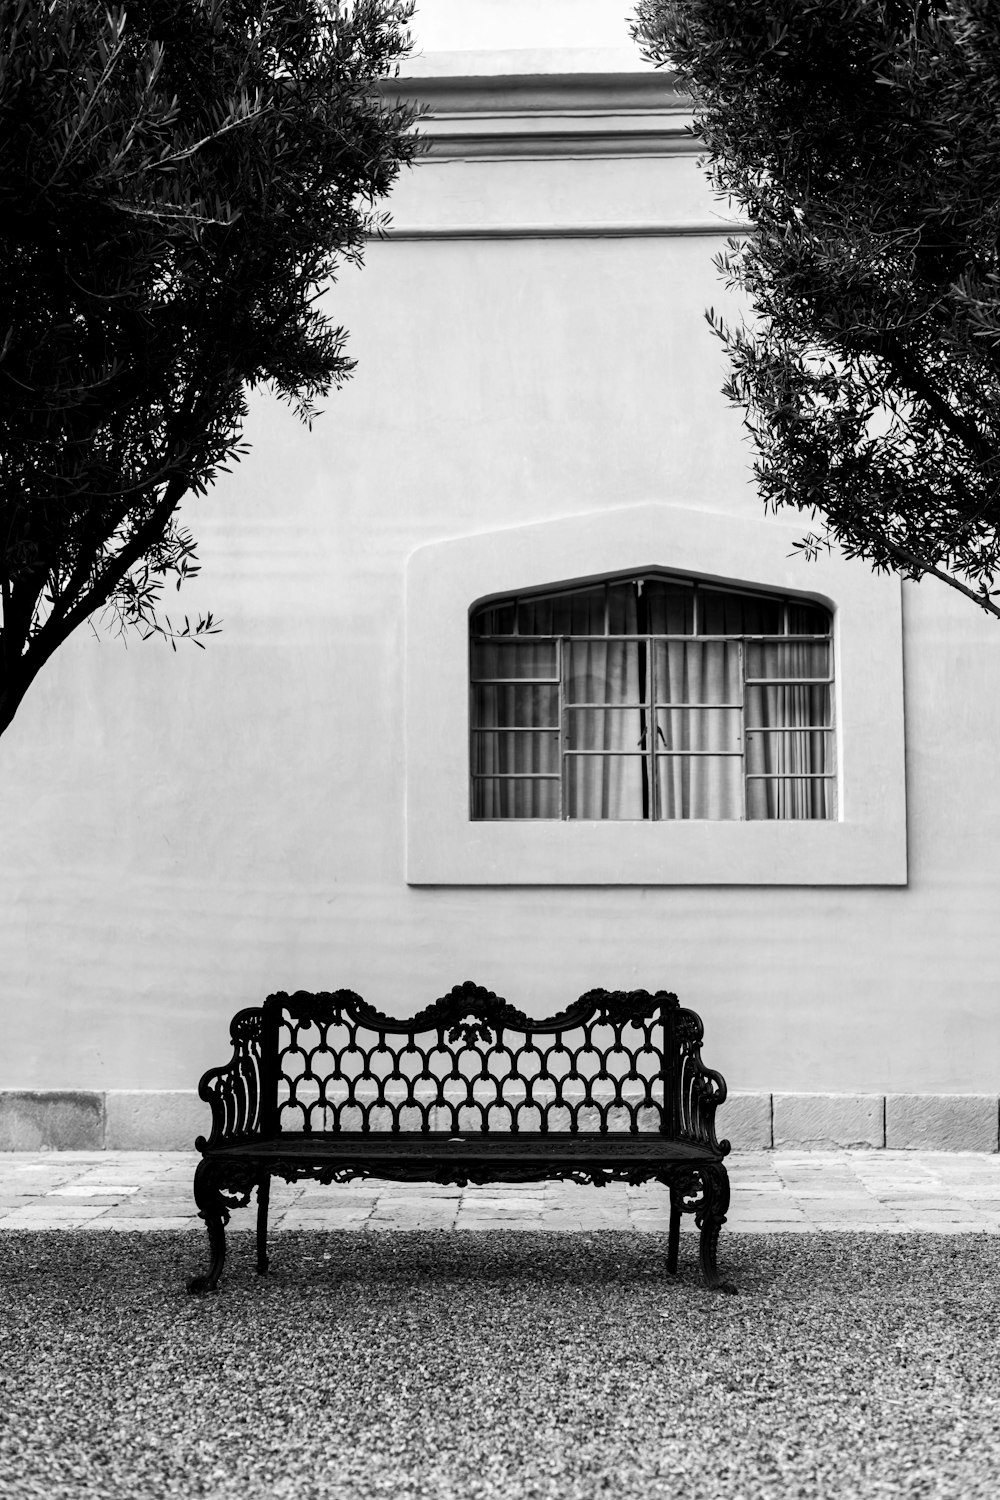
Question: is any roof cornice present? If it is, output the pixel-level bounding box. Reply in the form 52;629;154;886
380;69;698;161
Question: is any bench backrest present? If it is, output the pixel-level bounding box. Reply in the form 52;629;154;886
197;981;727;1149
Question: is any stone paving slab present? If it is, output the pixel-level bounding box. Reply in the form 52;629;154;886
0;1149;999;1232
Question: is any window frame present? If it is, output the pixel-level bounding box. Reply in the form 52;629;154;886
404;504;906;885
469;573;838;823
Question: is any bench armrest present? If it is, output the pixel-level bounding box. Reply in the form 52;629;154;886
194;1007;264;1151
677;1009;730;1155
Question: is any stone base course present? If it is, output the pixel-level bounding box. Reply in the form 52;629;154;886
772;1093;886;1150
1;1089;997;1151
718;1091;772;1151
104;1091;211;1151
885;1094;998;1152
0;1092;104;1151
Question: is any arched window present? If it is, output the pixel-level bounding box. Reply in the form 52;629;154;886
470;573;835;821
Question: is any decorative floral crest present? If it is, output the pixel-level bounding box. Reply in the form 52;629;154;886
447;1017;494;1047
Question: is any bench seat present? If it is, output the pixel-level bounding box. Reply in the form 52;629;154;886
205;1131;721;1170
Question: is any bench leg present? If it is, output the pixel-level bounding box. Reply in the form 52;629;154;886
666;1185;682;1275
696;1164;736;1294
256;1174;271;1275
187;1160;229;1294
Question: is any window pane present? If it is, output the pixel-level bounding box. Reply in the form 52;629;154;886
700;589;782;636
606;582;640;635
565;641;643;704
471;602;517;635
654;640;741;704
518;588;604;636
747;777;836;820
565;754;648;819
565;707;645;752
745;728;835;776
745;682;833;729
474;684;559;728
472;731;560;775
655;707;741;753
472;777;560;819
745;641;830;680
655;755;743;819
471;642;557;680
641;578;695;635
787;601;831;635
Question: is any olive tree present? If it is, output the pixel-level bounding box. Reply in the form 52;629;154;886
632;0;1000;618
0;0;418;735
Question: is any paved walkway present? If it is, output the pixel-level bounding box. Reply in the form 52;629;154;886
1;1150;1000;1232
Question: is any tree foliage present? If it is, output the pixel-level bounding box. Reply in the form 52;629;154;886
632;0;1000;618
0;0;417;735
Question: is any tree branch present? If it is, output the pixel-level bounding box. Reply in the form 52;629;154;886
119;105;272;179
50;476;190;647
0;477;189;736
878;534;1000;619
871;330;997;469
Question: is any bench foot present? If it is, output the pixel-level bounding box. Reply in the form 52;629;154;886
186;1271;220;1295
187;1225;226;1294
699;1226;738;1294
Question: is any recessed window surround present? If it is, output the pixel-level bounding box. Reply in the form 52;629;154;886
404;503;906;885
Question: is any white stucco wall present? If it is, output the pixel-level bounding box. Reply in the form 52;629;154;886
2;37;999;1106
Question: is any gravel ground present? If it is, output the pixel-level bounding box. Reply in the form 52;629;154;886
2;1229;999;1500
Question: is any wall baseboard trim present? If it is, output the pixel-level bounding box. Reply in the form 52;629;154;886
1;1090;997;1153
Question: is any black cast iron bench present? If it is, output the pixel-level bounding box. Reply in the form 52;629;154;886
187;980;732;1293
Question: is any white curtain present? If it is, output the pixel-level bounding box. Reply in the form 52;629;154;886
745;639;833;819
564;639;645;818
654;640;742;819
471;639;559;818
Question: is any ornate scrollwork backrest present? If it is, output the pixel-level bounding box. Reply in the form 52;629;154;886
262;980;686;1137
196;982;729;1151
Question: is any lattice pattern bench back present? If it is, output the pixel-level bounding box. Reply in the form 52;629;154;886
243;981;725;1143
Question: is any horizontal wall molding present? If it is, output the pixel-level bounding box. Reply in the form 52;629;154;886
415;132;700;162
1;1090;997;1153
385;70;702;164
374;221;748;241
382;70;694;120
373;67;747;237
